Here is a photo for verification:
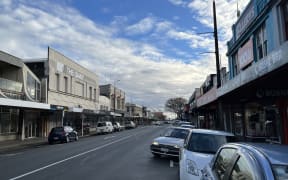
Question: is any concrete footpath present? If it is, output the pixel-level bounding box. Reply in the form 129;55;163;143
0;138;47;154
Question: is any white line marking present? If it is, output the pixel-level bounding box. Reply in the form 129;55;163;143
9;135;133;180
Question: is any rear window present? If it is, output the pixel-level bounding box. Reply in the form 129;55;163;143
164;128;189;139
97;122;106;127
51;127;64;133
187;133;235;154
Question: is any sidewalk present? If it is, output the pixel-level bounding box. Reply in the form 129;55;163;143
0;138;47;154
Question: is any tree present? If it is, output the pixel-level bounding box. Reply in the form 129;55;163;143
165;97;187;119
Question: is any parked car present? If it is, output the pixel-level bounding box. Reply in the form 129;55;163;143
125;121;136;129
96;121;114;134
48;126;78;144
150;127;191;158
201;143;288;180
179;129;235;180
180;124;196;129
113;122;124;132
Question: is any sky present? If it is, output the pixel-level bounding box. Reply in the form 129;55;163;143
0;0;250;111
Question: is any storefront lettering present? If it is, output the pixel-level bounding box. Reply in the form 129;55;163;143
236;3;255;40
256;89;288;98
66;66;84;80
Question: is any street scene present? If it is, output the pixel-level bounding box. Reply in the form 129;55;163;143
1;0;288;180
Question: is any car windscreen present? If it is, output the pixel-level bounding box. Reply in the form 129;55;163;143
187;133;235;154
164;128;189;139
97;122;106;127
272;165;288;180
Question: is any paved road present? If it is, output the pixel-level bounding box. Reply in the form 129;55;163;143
0;125;179;180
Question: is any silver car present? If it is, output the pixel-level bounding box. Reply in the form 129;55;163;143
150;127;191;158
201;143;288;180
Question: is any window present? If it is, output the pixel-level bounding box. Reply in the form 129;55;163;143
27;73;37;100
89;87;92;100
187;133;236;154
56;74;60;91
255;23;267;60
213;148;237;179
64;76;68;93
232;54;239;77
94;88;96;101
230;157;254;180
279;0;288;42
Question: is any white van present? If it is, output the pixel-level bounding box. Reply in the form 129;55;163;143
96;121;114;134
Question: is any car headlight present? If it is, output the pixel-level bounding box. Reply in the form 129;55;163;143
186;159;199;176
174;145;179;148
152;141;159;146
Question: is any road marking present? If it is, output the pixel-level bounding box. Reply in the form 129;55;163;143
170;160;174;168
0;153;22;157
9;135;133;180
103;135;115;140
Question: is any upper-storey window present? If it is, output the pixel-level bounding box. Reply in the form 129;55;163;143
27;72;40;101
232;54;239;77
278;0;288;43
256;23;267;60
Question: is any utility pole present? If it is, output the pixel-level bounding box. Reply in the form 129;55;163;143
213;0;221;88
213;0;224;130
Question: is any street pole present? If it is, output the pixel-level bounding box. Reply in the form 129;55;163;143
213;0;224;130
213;0;221;88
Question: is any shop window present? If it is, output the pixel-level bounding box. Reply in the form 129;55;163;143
255;23;267;60
234;112;243;136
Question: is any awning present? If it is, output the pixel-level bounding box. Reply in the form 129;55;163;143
0;98;50;110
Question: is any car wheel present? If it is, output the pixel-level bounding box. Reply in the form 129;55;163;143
75;135;79;141
66;136;70;143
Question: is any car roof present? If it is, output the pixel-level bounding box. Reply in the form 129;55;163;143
224;143;288;165
169;126;192;131
191;129;234;136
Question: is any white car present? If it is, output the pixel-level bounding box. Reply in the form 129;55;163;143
179;129;235;180
150;127;191;158
96;121;114;134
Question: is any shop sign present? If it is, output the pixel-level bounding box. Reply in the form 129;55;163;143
238;39;254;69
50;105;65;110
57;62;85;80
235;3;255;40
256;89;288;98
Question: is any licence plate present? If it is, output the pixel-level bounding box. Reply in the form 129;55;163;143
161;148;169;152
53;137;59;140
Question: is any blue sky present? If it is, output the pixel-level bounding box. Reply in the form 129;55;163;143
0;0;249;110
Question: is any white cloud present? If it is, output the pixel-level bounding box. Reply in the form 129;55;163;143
0;1;218;108
126;17;156;35
168;0;187;7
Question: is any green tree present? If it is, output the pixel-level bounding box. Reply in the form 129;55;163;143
165;97;187;119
